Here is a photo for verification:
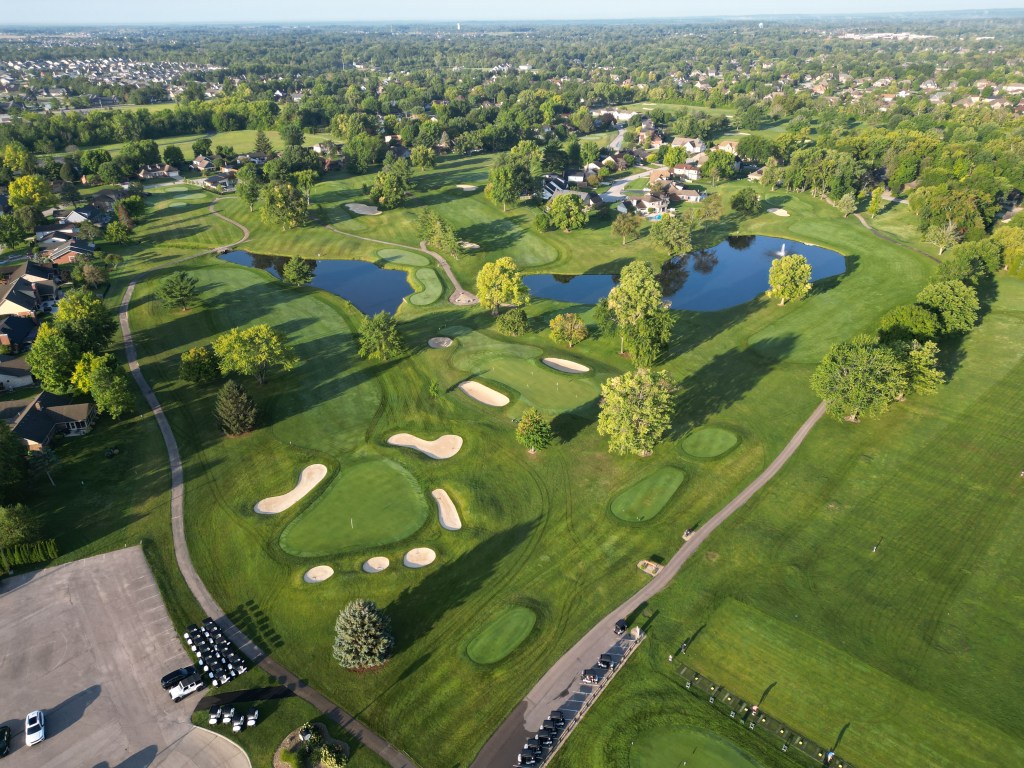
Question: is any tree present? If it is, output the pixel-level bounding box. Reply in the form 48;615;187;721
594;297;618;338
213;324;297;384
612;212;643;245
417;211;463;261
766;254;812;306
282;257;316;287
485;161;519;212
333;599;394;670
516;407;554;454
549;313;588;347
254;130;274;157
105;221;132;244
74;261;109;289
867;186;885;219
0;214;29;250
476;257;529;315
410;145;436;169
279;122;304;147
25;323;81;394
731;187;761;216
836;193;857;218
293;169;318;206
214;380;258;435
916;280;979;334
179;346;220;384
27;288;116;393
607;261;675;365
59;159;76;183
163;145;185;167
369;158;412;210
236;175;262;213
71;352;134;420
8;174;56;211
810;335;908;422
546;194;588;232
597;368;675;456
925;220;962;256
496;307;530;336
1;142;32;174
649;214;693;257
192;137;212;158
878;304;940;344
760;156;781;189
0;425;28;502
0;503;34;569
158;271;200;311
259;182;307;230
357;312;404;361
702;150;736;186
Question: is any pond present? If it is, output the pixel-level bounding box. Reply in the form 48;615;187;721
218;250;413;315
522;236;846;311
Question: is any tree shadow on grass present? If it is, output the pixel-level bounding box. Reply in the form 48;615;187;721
385;521;537;649
551;397;599;445
457;215;528;253
673;334;796;437
936;275;999;383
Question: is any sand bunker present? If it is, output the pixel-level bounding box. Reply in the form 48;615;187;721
456;184;478;191
254;464;328;514
428;336;453;349
542;357;590;374
346;203;382;216
362;557;390;574
387;433;464;459
458;380;510;407
459;241;480;250
404;548;437;568
768;208;790;217
303;565;334;584
432;489;462;531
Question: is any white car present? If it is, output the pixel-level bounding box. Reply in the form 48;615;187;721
25;710;45;746
168;673;205;702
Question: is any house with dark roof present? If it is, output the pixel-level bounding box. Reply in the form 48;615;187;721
550;188;603;209
192;155;215;173
0;355;32;390
0;315;37;352
541;173;569;200
9;391;97;451
0;262;61;316
62;205;104;225
201;174;235;192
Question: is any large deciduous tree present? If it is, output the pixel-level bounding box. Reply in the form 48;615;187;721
476;257;529;315
179;346;220;384
549;313;588;347
607;260;675;365
71;352;134;420
8;174;56;211
877;304;940;344
26;289;117;394
357;312;404;361
730;187;761;216
597;368;675;456
546;194;588;232
766;254;813;306
369;157;412;210
915;280;979;334
333;599;395;670
213;324;297;384
810;335;908;422
259;182;307;230
612;212;643;245
649;214;693;257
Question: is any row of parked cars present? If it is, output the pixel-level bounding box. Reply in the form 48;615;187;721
161;616;250;702
0;709;44;755
207;706;259;733
517;710;566;766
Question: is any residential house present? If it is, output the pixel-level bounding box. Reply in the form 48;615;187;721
672;163;701;181
311;143;333;155
747;167;765;183
676;188;707;204
565;169;586;185
201;174;235;193
9;391;98;451
0;355;32;390
0;262;61;316
138;163;180;180
0;315;37;352
649;134;665;149
715;140;741;155
649;168;671;188
236;152;268;166
634;194;670;217
192;155;215;173
88;189;129;212
46;239;95;266
671;137;706;154
62;205;104;225
687;151;710;168
550;189;603;209
541;173;569;200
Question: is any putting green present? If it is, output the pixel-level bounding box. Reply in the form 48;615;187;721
409;267;443;306
378;248;430;267
278;459;428;557
611;467;686;522
630;727;760;768
449;331;598;411
680;427;740;458
466;606;537;665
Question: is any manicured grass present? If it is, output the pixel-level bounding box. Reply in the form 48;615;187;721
680;427;740;458
408;267;444;306
279;460;429;557
630;726;760;768
132;184;242;252
377;248;430;267
466;606;538;665
610;467;687;523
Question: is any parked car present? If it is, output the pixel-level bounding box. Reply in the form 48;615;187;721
549;710;565;724
0;725;10;757
208;706;222;725
600;653;618;669
614;619;627;635
24;711;45;746
536;732;553;747
169;673;205;702
161;666;197;690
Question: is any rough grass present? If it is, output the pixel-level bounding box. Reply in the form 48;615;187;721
466;606;538;665
279;460;428;557
610;467;688;522
630;726;760;768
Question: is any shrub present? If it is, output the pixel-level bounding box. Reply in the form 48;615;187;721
496;308;530;337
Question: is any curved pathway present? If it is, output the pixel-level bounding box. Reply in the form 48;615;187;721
118;257;418;767
323;223;478;305
209;202;251;248
854;213;939;264
470;401;828;768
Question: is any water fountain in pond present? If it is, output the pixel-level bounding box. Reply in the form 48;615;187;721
776;242;787;257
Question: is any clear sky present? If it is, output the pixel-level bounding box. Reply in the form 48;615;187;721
4;1;1024;25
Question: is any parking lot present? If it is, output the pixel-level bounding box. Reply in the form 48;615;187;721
0;546;248;768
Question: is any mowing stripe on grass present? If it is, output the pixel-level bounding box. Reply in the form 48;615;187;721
611;467;687;522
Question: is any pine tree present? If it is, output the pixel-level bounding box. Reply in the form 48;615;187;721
516;407;554;453
333;599;394;670
158;271;200;310
254;130;274;157
358;312;404;361
214;380;258;436
282;257;316;286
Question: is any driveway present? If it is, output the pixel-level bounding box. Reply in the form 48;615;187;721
0;546;249;768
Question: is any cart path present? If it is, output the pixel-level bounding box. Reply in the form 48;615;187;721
854;213;939;264
118;279;419;768
209;203;251;247
471;401;828;768
323;223;478;305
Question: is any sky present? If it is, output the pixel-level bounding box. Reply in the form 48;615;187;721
4;1;1024;25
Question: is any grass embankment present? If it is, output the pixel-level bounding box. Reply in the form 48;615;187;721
553;277;1024;768
122;174;933;767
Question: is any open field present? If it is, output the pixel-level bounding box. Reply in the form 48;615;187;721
47;127;335;160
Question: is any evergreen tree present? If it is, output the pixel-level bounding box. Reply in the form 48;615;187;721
496;307;530;337
0;424;28;501
333;599;395;670
282;257;316;286
254;130;274;157
358;312;404;361
516;407;554;453
214;380;259;435
158;271;200;311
